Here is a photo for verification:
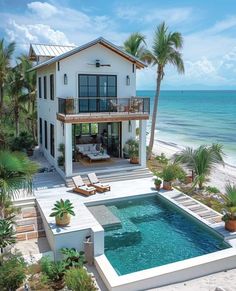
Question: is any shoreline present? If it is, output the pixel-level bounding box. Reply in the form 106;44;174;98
151;138;236;192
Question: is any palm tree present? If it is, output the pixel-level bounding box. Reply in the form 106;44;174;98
0;151;38;218
174;144;225;189
123;32;150;60
19;55;37;140
147;22;184;159
0;39;15;117
7;66;24;136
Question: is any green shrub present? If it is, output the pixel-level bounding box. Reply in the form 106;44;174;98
160;163;186;182
60;247;86;268
40;256;66;282
65;267;97;291
206;186;220;194
0;254;26;290
155;153;169;164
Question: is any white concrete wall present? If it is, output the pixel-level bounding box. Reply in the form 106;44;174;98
36;42;141;174
56;43;136;98
37;63;59;166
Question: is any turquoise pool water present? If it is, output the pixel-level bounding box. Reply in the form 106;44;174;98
104;195;229;275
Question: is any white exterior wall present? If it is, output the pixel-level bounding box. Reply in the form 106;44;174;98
56;43;136;98
36;43;145;175
37;63;60;167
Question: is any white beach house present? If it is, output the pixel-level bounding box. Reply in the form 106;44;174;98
29;37;150;179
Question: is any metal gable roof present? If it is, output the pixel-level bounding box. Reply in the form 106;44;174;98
29;37;147;71
29;43;76;58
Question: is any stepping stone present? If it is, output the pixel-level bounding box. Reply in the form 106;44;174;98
88;205;121;228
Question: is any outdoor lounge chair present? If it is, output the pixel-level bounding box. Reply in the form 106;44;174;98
87;173;111;193
72;175;96;196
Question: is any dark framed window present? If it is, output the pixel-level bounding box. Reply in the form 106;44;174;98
38;77;42;99
43;76;47;99
50;123;55;157
44;120;48;149
39;118;42;144
78;74;117;112
50;74;54;100
78;74;117;98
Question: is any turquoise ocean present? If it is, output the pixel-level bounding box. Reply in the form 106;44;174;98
137;90;236;165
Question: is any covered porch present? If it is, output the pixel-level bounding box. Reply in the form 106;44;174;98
61;119;147;178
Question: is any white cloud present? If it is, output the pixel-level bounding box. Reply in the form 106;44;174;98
6;19;73;48
116;6;193;25
27;1;59;19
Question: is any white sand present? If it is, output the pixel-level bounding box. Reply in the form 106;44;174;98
153;139;236;193
148;268;236;291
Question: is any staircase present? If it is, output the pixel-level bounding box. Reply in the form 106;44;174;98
15;204;46;241
66;167;153;188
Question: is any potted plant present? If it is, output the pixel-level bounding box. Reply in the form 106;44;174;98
221;183;236;232
50;199;75;226
125;139;139;164
154;178;162;190
160;163;185;191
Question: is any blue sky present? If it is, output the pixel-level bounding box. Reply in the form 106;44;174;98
1;0;236;89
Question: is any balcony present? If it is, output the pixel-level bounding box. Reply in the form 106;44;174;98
57;97;150;123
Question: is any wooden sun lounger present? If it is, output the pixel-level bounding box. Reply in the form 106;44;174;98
87;173;111;193
72;175;96;196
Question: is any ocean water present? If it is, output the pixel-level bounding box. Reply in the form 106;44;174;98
104;195;229;275
137;90;236;165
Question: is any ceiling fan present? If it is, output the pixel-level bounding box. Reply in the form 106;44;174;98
87;59;111;67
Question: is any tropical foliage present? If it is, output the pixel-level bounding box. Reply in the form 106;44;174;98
0;150;38;217
174;143;224;189
64;267;97;291
61;247;86;268
49;199;75;218
0;218;16;253
222;183;236;222
160;163;186;182
123;32;149;60
0;253;26;290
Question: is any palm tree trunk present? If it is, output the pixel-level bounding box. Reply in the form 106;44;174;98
148;65;162;159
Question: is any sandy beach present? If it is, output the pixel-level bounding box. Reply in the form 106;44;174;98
153;139;236;192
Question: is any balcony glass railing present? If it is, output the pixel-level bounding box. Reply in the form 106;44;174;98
58;97;150;115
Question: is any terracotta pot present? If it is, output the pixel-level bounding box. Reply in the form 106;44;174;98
225;220;236;232
163;181;172;191
56;213;71;226
130;157;139;164
155;183;161;190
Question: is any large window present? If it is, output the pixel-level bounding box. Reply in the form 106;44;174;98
38;77;42;99
78;74;117;112
50;123;55;157
39;118;42;144
79;74;116;97
44;120;48;149
50;74;54;100
43;76;47;99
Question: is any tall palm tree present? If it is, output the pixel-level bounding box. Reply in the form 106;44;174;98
7;65;24;136
0;151;38;218
0;39;15;117
147;22;185;159
123;32;149;59
18;55;37;141
174;144;225;189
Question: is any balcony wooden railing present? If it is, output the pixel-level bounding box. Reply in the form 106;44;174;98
58;97;150;115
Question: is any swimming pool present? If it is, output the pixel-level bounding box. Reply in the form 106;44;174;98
104;195;229;275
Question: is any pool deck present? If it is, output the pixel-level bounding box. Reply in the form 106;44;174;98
35;176;236;291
